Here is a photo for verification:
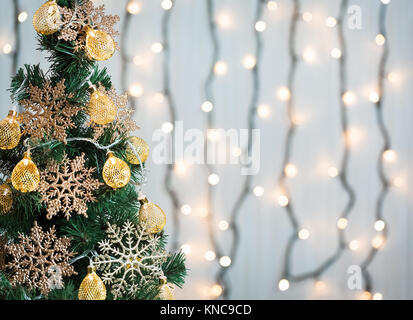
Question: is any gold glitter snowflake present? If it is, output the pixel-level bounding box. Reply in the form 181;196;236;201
93;221;168;299
19;80;83;144
38;153;103;220
58;0;119;52
90;85;139;142
5;222;77;296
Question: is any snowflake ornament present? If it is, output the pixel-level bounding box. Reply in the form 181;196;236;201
93;221;168;299
38;153;103;220
19;80;83;144
90;85;139;142
5;222;77;296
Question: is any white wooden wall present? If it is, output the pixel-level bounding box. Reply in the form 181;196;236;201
0;0;412;299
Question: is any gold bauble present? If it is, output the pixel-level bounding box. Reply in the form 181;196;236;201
11;152;40;193
78;266;107;300
0;110;21;150
32;0;62;35
125;137;149;165
85;28;116;61
0;184;13;215
159;277;175;300
139;201;166;234
88;90;117;125
102;152;131;189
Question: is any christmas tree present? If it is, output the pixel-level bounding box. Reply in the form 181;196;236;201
0;0;186;300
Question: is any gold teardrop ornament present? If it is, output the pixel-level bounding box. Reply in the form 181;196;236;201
0;110;21;150
102;152;131;189
78;266;107;300
32;0;62;35
11;152;40;193
85;28;116;61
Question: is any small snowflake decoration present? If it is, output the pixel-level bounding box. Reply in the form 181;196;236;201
93;221;168;299
90;85;139;142
38;153;103;220
5;222;77;296
58;0;120;52
19;80;83;144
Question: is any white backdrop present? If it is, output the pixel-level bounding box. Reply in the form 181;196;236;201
0;0;412;300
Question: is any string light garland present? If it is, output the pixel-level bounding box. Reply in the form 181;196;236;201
161;0;182;250
277;0;357;288
359;1;391;298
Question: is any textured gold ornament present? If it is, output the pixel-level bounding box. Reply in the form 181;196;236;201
78;266;107;300
11;152;40;193
125;137;149;165
33;0;62;35
139;199;166;234
0;110;21;150
85;27;116;61
88;89;117;125
0;184;13;215
102;152;131;189
159;277;175;300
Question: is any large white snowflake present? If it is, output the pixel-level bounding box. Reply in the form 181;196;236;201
93;221;167;299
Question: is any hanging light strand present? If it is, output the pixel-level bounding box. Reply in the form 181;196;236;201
360;2;391;296
214;0;266;299
278;0;357;286
161;0;182;250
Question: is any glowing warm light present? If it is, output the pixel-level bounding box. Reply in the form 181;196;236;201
374;220;385;232
218;220;229;231
133;55;144;66
210;284;223;297
219;256;231;267
18;11;28;23
181;204;192;216
2;44;12;55
205;250;216;262
278;195;289;207
330;48;342;59
255;20;266;32
243;55;257;69
361;291;372;300
253;186;264;197
302;47;316;63
161;0;173;10
392;176;403;188
342;91;356;105
298;228;310;240
154;92;165;103
277;86;291;101
387;71;399;83
326;16;337;28
257;104;270;118
207;129;220;142
369;91;380;103
345;128;363;147
199;207;209;218
337;218;348;230
328;166;339;178
373;292;383;300
214;61;228;75
381;0;390;4
375;34;386;46
382;149;397;162
208;173;220;186
284;163;298;178
161;122;174;133
202;101;214;113
217;13;232;29
349;240;360;251
180;244;191;255
315;280;326;291
371;235;385;249
278;279;290;291
151;42;163;53
128;83;143;97
302;12;313;22
231;147;242;157
267;1;278;11
174;161;188;175
127;1;141;15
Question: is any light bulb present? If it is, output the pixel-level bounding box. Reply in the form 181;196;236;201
373;292;383;300
298;228;310;240
279;279;290;291
326;16;337;27
133;55;144;66
214;61;227;75
181;204;192;216
278;195;289;207
376;34;385;46
374;220;385;232
253;186;264;197
218;220;229;231
202;101;213;112
381;0;390;4
161;122;174;133
257;104;270;118
349;240;360;251
231;147;242;157
267;1;278;11
204;250;216;261
210;284;223;297
18;11;28;23
2;44;12;54
181;244;191;255
387;72;399;83
331;48;342;59
174;161;187;175
243;55;256;69
328;166;339;178
382;149;397;162
219;256;231;267
302;12;313;22
198;207;209;218
161;0;173;10
151;42;163;53
255;20;266;32
371;235;385;249
369;91;380;103
128;83;143;97
217;13;231;29
285;163;298;178
342;91;356;105
208;173;220;186
127;1;141;15
154;92;165;103
337;218;348;230
277;86;291;101
315;280;326;291
302;47;316;63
